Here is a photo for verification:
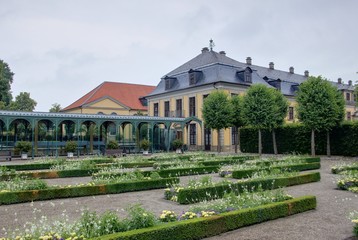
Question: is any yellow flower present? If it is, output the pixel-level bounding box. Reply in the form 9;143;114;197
352;219;358;223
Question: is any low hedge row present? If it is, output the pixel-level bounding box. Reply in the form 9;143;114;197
231;162;321;179
0;177;179;205
93;195;317;240
0;169;100;181
93;166;220;179
5;158;116;171
177;172;320;204
331;165;358;174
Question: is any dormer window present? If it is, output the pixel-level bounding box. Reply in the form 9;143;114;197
164;76;176;90
188;69;202;86
244;67;252;83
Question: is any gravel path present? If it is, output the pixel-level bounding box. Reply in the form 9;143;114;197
0;156;357;239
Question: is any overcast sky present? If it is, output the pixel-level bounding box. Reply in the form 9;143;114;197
1;0;357;111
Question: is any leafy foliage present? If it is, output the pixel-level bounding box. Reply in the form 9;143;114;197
297;76;344;132
0;59;14;105
49;103;62;112
202;90;233;130
9;92;37;112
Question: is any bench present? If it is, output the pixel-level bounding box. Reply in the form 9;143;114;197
105;149;124;158
0;151;12;161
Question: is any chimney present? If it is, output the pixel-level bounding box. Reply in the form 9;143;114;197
202;47;209;53
289;66;294;74
304;70;309;77
348;80;352;86
338;78;342;84
219;51;226;56
269;62;274;70
246;57;252;65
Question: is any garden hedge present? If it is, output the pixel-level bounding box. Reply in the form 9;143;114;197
240;122;358;156
93;195;316;240
93;166;220;179
0;177;179;205
177;172;320;204
231;162;321;179
4;158;115;171
331;165;358;174
0;169;100;181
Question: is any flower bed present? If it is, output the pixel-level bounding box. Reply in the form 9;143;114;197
337;170;358;192
0;177;179;205
331;162;358;174
93;196;316;240
225;162;321;179
93;166;220;180
166;172;320;204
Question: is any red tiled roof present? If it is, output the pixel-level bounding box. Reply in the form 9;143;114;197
62;82;155;111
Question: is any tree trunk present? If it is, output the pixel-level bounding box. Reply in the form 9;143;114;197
234;131;237;154
311;129;315;157
327;130;331;157
258;129;262;156
272;129;277;155
217;129;221;153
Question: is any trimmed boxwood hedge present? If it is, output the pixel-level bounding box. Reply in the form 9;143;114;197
93;166;221;179
177;172;320;204
93;195;316;240
231;162;321;179
0;169;101;181
331;165;358;174
240;122;358;156
0;177;179;205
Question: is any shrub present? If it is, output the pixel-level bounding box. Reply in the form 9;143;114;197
172;139;183;150
107;140;119;149
140;139;150;151
64;141;78;153
15;141;32;154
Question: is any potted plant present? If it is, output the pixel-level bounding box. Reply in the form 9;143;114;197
172;139;183;154
139;139;150;155
15;141;32;159
64;141;77;158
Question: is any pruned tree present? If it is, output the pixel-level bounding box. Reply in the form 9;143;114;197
9;92;37;112
49;103;62;112
230;95;245;153
269;89;289;155
296;76;344;157
242;84;275;155
202;90;233;152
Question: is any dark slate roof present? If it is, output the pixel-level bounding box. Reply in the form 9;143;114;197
148;49;354;97
330;82;355;91
148;63;273;96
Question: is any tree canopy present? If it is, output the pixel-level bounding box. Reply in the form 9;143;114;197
49;103;62;112
230;94;245;153
9;92;37;112
0;59;14;105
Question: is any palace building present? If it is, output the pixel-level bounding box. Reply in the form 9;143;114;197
145;46;356;152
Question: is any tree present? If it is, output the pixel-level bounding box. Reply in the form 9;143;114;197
0;59;14;106
230;95;245;153
49;103;62;112
296;76;344;157
269;89;289;155
202;90;233;152
9;92;37;112
242;84;275;155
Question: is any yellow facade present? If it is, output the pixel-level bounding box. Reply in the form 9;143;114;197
148;84;356;152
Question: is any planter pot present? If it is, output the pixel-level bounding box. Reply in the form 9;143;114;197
143;150;149;155
21;153;28;160
67;152;74;158
176;149;182;154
